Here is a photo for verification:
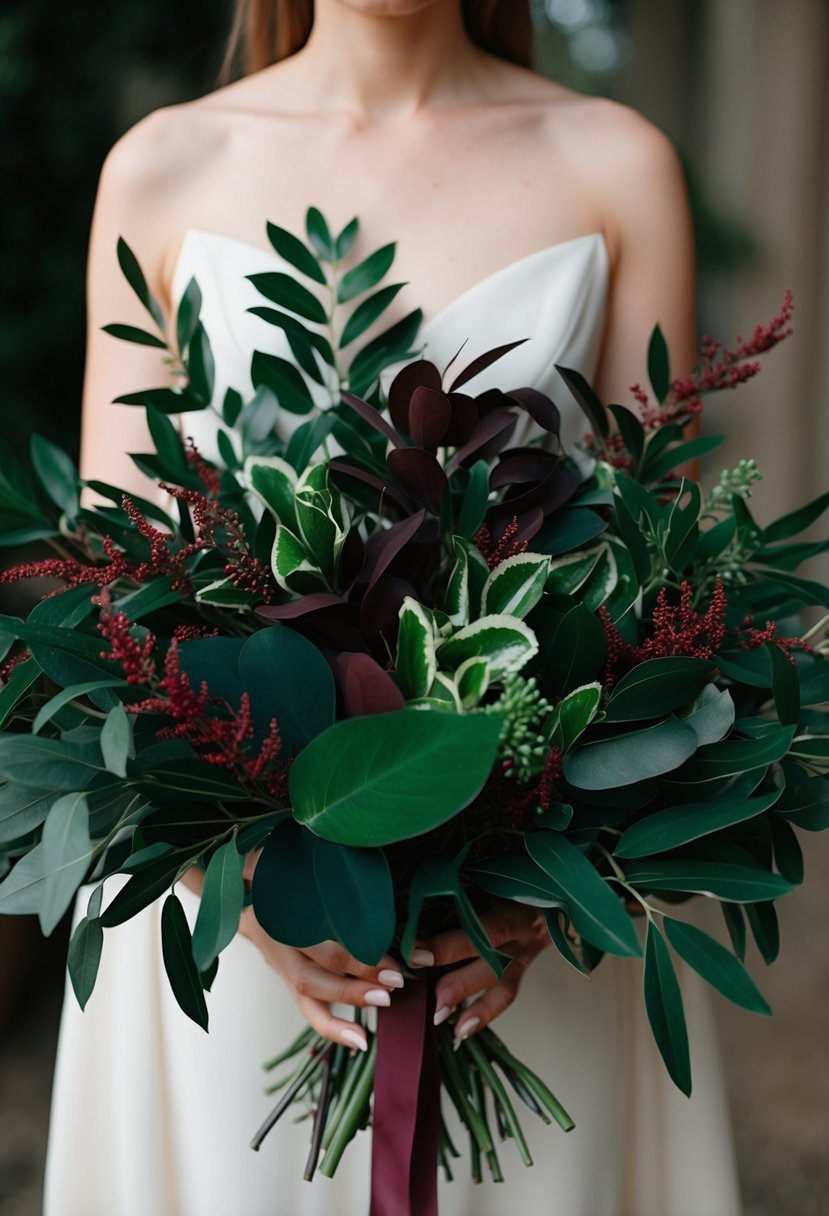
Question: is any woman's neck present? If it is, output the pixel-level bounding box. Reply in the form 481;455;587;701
287;1;489;120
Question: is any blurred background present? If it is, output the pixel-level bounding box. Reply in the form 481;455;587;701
0;0;827;1212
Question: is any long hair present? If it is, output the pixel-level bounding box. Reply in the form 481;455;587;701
218;0;533;84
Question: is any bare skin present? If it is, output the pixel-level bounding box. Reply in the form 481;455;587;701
80;0;698;1051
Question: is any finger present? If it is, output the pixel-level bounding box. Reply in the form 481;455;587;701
426;903;541;967
296;996;369;1053
288;959;396;1009
453;961;527;1041
303;941;404;987
434;958;497;1020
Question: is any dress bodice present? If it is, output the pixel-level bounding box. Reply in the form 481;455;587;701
170;227;610;465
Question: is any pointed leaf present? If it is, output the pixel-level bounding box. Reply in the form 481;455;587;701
67;915;104;1010
266;221;327;283
191;839;245;972
161;894;209;1030
644;921;691;1095
663;917;771;1016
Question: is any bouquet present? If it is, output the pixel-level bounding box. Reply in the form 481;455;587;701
1;208;827;1212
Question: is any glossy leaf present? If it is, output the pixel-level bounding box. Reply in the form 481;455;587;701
763;489;829;544
401;853;505;979
40;792;93;934
247;271;327;324
266;221;327;283
0;734;105;791
604;658;715;723
306;207;336;260
191;839;245;972
674;726;795;784
615;788;781;859
623;859;794;902
0;785;53;845
767;642;800;726
437;615;538;679
161;894;209;1030
237;625;336;751
396;598;437;699
679;685;735;747
480;553;550;620
290;709;503;846
251;351;315;415
100;704;132;778
252;818;332;947
775;774;829;831
554;363;609;438
116;236;165;331
313;839;395;965
30;435;80;518
664;918;771;1016
340;283;404;348
525;832;641;957
647;323;671;403
538;602;607;698
337;242;395;304
644;921;691;1095
67;915;104;1010
468;854;569;908
554;682;602;754
563;716;698;790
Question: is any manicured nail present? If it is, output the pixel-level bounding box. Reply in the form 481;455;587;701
365;988;392;1007
411;949;435;968
454;1016;480;1043
341;1028;368;1053
433;1004;454;1027
377;969;405;989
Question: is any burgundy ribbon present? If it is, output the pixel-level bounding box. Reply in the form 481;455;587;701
369;971;440;1216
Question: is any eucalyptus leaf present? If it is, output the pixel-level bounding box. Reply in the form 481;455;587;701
644;921;691;1096
191;839;245;972
67;915;104;1010
161;893;209;1031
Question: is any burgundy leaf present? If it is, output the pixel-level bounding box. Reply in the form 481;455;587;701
363;509;427;592
446;409;517;473
474;387;515;417
387;360;442;433
340;390;404;448
387;448;448;513
408;387;452;451
443;392;479;446
448;338;529;391
333;652;405;717
440;339;469;382
489;464;581;528
256;593;345;620
490;447;558;489
328;460;413;512
338;525;366;587
359;574;416;644
504;387;561;436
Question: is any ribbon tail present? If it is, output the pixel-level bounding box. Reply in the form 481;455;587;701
369;972;440;1216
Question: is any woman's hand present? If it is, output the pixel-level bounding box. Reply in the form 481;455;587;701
419;899;550;1042
238;907;405;1053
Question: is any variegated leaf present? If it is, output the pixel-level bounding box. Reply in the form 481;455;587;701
396;597;438;699
480;552;550;619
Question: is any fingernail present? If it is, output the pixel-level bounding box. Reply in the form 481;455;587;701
454;1016;480;1043
365;988;392;1007
433;1004;454;1027
377;969;405;989
411;949;435;968
341;1028;368;1053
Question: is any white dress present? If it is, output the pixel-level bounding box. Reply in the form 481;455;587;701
44;229;743;1216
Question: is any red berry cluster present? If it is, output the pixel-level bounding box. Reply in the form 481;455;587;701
95;588;157;685
474;517;529;571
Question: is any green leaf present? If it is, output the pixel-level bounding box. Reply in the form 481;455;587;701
100;704;132;778
437;615;538;679
480;553;550;620
721;902;746;962
607;403;644;464
0;785;53;845
456;461;490;539
679;685;735;747
545;908;591;975
538;602;607;698
604;657;715;723
245;455;299;531
644;921;691;1095
746;901;780;964
237;624;336;752
306;207;336;261
553;682;602;753
0;657;41;728
396;598;437;699
615;788;781;859
290;709;503;847
456;657;490;709
251;351;315;415
101;322;167;349
525;833;642;958
546;547;604;597
769;814;804;884
775;774;829;831
247;272;327;324
763;489;829;544
0;734;105;790
146;405;187;476
100;854;189;927
266;221;327;284
247;307;335;367
67;915;104;1010
468;854;570;907
191;839;245;972
662;480;701;572
767;642;800;726
335;217;359;261
40;792;93;934
30;434;79;518
176;274;202;356
161;894;209;1030
401;853;506;979
337;243;396;304
563;716;698;790
641;435;723;484
663;917;771;1016
313;839;395;965
623;859;794;902
555;364;608;438
647;324;671;403
347;310;423;394
251;818;331;947
271;524;325;593
673;725;795;784
340;283;404;348
116;236;166;332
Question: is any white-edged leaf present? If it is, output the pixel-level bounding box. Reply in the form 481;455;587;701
244;455;298;530
481;552;550;619
437;614;538;678
396;597;437;699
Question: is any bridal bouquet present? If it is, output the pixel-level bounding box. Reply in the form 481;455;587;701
1;209;827;1209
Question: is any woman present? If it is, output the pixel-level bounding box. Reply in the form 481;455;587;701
45;2;742;1213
